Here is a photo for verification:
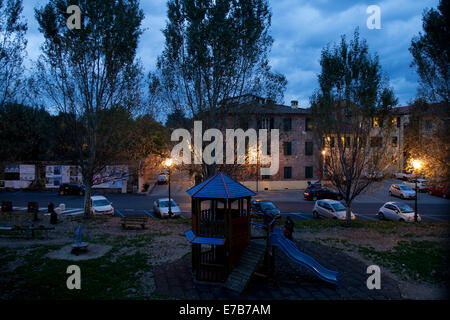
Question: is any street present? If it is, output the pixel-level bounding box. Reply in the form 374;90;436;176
1;178;449;222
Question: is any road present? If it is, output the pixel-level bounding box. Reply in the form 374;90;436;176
254;179;450;222
1;178;449;222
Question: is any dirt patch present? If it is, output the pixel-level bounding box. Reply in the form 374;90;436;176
46;243;112;261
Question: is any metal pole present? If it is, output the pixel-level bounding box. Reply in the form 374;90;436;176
414;180;418;222
168;167;172;216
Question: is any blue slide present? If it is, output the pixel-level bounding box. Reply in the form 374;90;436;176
270;227;339;285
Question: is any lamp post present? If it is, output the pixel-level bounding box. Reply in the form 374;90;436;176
412;160;422;222
321;150;326;180
164;158;173;217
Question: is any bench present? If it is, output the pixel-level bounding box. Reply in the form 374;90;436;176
121;217;148;229
0;225;55;239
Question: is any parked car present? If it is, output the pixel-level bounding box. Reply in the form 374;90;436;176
90;195;114;216
378;202;421;222
363;170;384;181
428;184;450;198
304;187;343;201
153;198;180;218
404;179;429;192
59;183;85;196
389;184;416;199
312;199;355;220
157;173;167;185
251;200;280;215
393;170;414;181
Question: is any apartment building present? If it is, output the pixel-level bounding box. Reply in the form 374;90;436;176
219;95;321;191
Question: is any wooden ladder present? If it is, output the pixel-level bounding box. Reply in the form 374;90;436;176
223;242;266;293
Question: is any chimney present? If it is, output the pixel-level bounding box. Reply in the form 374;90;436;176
291;100;299;108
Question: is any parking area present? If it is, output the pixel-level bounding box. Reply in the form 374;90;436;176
1;178;449;222
254;179;450;222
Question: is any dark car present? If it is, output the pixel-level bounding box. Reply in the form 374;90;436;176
303;187;342;201
251;200;281;215
428;184;450;198
59;183;85;196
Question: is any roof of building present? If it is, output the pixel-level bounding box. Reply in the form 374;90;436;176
220;94;310;116
186;172;256;199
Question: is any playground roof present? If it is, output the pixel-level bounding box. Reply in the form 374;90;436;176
186;172;256;199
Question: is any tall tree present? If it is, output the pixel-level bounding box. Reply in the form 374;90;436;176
35;0;145;216
410;0;450;103
311;30;398;223
154;0;286;178
0;0;27;105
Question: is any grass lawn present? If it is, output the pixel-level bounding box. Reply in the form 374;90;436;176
0;211;448;300
292;219;450;284
0;212;190;300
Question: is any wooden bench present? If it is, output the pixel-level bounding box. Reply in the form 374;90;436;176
0;225;55;239
121;217;148;229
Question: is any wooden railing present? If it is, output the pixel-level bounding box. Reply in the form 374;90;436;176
198;209;225;238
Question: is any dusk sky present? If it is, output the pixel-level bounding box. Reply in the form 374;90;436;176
22;0;439;108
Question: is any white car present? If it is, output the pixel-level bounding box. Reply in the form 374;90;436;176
313;199;356;220
378;202;421;222
153;198;180;218
404;179;429;192
393;171;414;181
90;195;114;216
389;184;416;199
157;173;167;185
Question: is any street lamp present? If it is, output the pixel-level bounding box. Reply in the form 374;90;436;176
321;150;326;180
164;158;173;217
412;159;422;222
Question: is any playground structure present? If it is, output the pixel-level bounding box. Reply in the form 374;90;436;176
72;225;89;255
185;172;339;292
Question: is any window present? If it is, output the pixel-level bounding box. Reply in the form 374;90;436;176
262;174;270;180
396;117;401;128
258;117;274;130
345;136;351;147
284;167;292;179
305;166;314;179
330;137;335;148
305;141;313;156
305;118;312;131
283;118;292;131
283;141;292;155
4;172;20;180
372;117;380;127
392;136;398;147
370;137;382;148
425;120;432;130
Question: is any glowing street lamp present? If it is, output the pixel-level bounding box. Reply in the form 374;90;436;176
321;150;326;179
164;158;173;217
412;159;422;222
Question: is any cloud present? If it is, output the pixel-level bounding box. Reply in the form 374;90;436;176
20;0;440;107
269;0;440;106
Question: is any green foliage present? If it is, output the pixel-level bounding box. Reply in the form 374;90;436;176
155;0;286;121
0;0;27;104
410;0;450;103
0;102;53;162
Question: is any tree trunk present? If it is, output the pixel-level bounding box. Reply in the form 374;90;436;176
346;203;352;225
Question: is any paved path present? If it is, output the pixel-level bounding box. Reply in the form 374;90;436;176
154;240;402;300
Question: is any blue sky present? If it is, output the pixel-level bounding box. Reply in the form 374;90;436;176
23;0;439;108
